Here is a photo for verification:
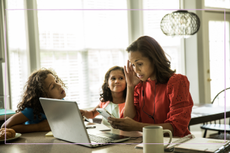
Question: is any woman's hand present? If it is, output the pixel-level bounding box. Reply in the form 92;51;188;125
124;60;140;87
108;117;142;131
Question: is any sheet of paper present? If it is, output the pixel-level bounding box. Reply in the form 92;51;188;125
136;136;230;153
45;131;53;137
95;124;111;131
175;138;229;152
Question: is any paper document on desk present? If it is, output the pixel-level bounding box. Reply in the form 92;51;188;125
136;134;230;153
45;131;53;137
95;124;111;131
175;138;230;153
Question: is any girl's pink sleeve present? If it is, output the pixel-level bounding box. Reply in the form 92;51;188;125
99;101;110;109
165;74;194;137
98;101;103;108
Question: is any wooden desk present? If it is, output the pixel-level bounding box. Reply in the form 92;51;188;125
0;129;145;153
2;131;230;153
190;104;230;126
2;105;230;153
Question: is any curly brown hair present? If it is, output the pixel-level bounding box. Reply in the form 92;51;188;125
126;36;176;84
100;66;127;102
16;68;66;120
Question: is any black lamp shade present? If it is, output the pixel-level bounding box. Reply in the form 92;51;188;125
160;10;200;37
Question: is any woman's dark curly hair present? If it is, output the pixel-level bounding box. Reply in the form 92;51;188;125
126;36;176;84
16;68;66;120
100;66;127;102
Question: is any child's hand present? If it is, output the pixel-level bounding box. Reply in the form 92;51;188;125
37;120;51;132
0;128;16;140
124;60;140;87
80;109;87;117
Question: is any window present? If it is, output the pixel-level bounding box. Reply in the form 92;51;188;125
5;0;186;110
37;0;128;108
6;0;29;110
143;0;183;74
209;21;230;106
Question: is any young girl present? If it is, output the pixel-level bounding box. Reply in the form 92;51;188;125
108;36;194;137
80;66;127;126
1;68;66;133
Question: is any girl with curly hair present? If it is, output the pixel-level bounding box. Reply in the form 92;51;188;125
80;66;127;126
1;68;66;133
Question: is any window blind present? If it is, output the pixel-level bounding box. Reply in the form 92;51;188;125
6;0;29;111
209;21;230;105
37;0;128;108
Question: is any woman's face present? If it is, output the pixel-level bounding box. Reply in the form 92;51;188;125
107;70;126;94
128;51;155;81
44;74;66;99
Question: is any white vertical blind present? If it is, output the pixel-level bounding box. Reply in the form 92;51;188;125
6;0;29;111
37;0;128;108
142;0;183;74
209;21;230;106
82;0;128;48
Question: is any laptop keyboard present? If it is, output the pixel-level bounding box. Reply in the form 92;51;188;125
88;134;114;143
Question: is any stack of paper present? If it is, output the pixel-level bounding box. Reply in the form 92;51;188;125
175;138;230;153
135;134;230;153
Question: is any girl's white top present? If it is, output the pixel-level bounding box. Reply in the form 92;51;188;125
101;101;119;126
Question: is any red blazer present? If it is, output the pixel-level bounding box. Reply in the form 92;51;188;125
123;73;193;137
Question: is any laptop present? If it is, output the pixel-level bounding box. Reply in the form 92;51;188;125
39;97;130;147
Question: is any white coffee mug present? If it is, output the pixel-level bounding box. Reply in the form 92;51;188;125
143;125;172;153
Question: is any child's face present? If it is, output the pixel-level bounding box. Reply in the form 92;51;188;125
108;70;126;94
128;51;155;81
44;74;66;99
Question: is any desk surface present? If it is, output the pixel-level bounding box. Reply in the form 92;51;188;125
0;131;144;153
1;104;230;153
2;131;230;153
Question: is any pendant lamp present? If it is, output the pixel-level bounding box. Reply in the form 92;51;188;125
160;10;200;37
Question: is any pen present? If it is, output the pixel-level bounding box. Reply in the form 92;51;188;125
86;126;96;129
